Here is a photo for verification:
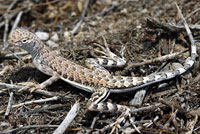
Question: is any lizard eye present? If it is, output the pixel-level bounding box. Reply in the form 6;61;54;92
22;39;27;43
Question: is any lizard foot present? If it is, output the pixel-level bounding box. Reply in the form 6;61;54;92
18;82;41;93
92;35;121;60
87;36;126;70
93;108;132;134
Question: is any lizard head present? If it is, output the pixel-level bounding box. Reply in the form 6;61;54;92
7;28;42;54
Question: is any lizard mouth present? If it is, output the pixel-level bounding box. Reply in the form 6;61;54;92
2;41;21;51
2;42;11;51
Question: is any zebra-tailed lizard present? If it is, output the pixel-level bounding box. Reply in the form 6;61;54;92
7;28;196;131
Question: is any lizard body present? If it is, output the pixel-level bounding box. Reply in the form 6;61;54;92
8;28;196;93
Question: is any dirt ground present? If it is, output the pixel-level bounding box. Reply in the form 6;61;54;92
0;0;200;133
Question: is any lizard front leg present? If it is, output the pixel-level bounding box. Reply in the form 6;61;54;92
19;72;60;92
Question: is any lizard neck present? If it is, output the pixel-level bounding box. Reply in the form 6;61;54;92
26;40;45;60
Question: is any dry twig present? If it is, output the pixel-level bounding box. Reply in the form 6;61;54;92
175;3;196;48
53;102;80;134
0;12;18;28
4;92;13;117
147;17;200;32
3;0;19;43
87;1;122;19
123;49;188;73
0;82;71;100
10;11;23;32
185;8;200;20
0;65;13;75
18;104;70;116
71;0;90;35
185;115;198;134
0;51;28;60
12;96;60;108
0;125;59;134
0;96;67;115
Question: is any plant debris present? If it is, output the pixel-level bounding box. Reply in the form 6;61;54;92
0;0;200;133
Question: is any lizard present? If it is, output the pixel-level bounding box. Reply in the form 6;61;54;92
7;28;196;132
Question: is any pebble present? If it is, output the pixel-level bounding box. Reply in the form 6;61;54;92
120;8;127;14
35;31;49;41
89;21;98;26
136;25;142;29
46;40;58;48
64;31;71;40
0;121;9;127
71;12;77;17
51;33;59;41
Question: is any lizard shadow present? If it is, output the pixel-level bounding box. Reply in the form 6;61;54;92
8;66;92;95
9;67;49;84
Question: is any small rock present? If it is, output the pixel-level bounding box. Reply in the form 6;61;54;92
0;121;9;127
51;33;59;41
89;21;98;26
181;103;186;109
35;31;49;41
48;9;58;18
121;8;127;14
141;8;148;13
46;40;58;48
71;12;77;17
64;31;71;40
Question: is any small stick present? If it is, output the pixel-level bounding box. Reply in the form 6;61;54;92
175;3;196;48
3;0;19;43
146;17;200;32
53;102;80;134
0;89;8;94
3;15;9;43
0;82;70;99
86;116;100;134
0;65;13;76
185;8;200;20
19;104;70;116
189;108;200;117
163;109;178;129
0;51;28;60
0;12;18;28
0;82;22;89
0;125;59;134
159;98;186;113
6;0;18;11
123;122;155;134
0;96;64;114
10;11;23;32
4;92;13;117
87;1;122;19
130;103;161;113
71;0;90;35
13;96;60;108
123;49;188;73
185;115;198;134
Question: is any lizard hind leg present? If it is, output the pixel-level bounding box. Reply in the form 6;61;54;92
87;88;132;133
85;35;127;74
